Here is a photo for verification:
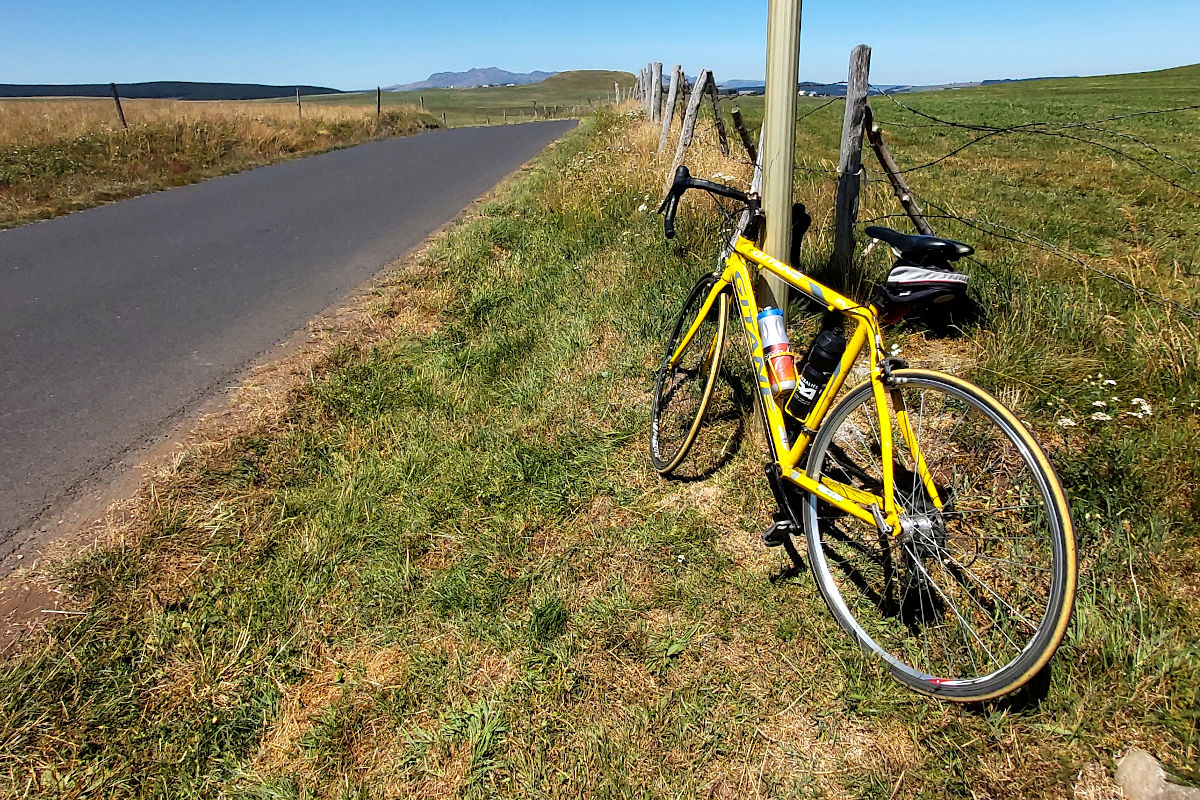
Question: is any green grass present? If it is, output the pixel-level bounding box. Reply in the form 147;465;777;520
1;63;1198;798
297;70;635;128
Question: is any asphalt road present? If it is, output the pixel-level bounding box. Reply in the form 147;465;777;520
0;120;576;572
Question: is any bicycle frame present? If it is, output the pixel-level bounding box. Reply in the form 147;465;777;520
670;234;944;533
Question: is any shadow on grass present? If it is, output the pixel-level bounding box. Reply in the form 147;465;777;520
660;365;754;483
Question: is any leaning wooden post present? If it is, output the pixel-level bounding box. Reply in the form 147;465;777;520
376;87;382;117
704;77;731;157
108;82;128;130
657;64;682;153
650;62;663;122
831;44;872;282
666;69;711;192
863;103;934;235
731;106;758;163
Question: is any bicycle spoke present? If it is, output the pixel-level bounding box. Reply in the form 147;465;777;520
804;371;1074;699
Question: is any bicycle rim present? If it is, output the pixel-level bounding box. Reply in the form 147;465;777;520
650;276;728;474
802;369;1076;701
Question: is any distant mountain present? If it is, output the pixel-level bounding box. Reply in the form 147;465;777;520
0;81;343;100
717;79;992;96
718;76;1074;96
721;79;767;90
385;68;556;92
981;76;1074;85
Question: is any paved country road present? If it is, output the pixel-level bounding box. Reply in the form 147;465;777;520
0;120;577;575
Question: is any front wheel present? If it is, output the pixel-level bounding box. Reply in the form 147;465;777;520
650;275;728;474
801;369;1076;701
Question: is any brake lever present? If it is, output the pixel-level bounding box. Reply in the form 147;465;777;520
662;194;680;239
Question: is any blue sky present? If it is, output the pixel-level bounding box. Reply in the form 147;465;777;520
2;0;1196;89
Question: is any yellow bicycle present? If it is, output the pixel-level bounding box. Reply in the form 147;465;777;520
650;166;1077;701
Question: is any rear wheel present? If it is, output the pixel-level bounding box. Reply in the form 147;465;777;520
801;369;1076;701
650;275;728;474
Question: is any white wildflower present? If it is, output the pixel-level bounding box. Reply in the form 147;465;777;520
637;203;648;213
1091;400;1107;408
1057;418;1077;428
1090;411;1113;421
1103;379;1117;386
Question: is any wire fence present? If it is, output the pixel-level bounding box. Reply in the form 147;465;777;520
778;86;1200;320
632;58;1198;319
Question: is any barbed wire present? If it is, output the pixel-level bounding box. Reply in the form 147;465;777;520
796;97;843;125
870;197;1200;321
668;83;1198;320
866;86;1200;197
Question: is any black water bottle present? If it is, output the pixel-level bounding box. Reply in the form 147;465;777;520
786;327;847;420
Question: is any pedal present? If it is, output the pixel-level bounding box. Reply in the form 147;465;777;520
761;516;799;548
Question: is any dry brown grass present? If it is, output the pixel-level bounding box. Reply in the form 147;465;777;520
0;96;435;228
0;97;402;145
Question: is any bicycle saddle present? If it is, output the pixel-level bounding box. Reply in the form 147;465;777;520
865;226;974;265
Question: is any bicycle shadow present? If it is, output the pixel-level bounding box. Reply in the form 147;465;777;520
661;363;754;483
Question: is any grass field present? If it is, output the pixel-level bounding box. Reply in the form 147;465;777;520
297;70;635;128
0;98;436;229
0;64;1197;798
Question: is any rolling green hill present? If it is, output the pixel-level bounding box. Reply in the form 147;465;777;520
296;70;636;126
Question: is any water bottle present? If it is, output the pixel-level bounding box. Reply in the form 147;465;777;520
786;327;847;420
756;308;797;399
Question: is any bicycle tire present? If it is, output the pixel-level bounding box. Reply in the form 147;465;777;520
801;369;1076;701
650;275;729;474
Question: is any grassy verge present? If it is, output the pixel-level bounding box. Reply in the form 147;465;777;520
0;64;1197;798
0;98;438;229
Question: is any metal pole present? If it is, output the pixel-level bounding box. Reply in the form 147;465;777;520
760;0;803;314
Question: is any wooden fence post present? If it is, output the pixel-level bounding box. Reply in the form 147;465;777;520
731;106;757;163
296;88;302;120
831;44;871;281
863;103;934;236
645;63;654;116
109;82;127;130
666;69;711;192
376;87;382;117
704;77;731;157
650;62;663;122
657;64;682;153
442;112;447;126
